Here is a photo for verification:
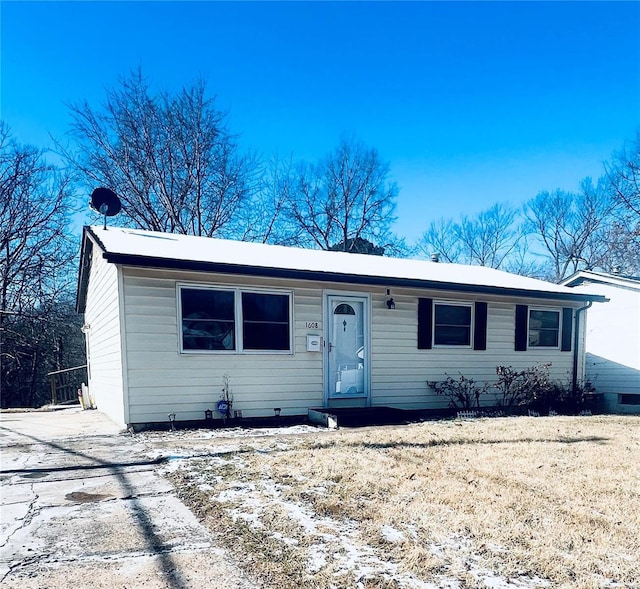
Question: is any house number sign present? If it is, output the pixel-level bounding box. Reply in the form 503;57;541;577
305;321;319;329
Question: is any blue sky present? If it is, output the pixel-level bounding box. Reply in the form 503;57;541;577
1;1;639;241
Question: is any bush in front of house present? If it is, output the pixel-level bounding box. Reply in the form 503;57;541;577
433;364;592;415
494;363;554;410
432;374;490;410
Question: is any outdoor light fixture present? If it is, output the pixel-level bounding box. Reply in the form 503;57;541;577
205;409;213;421
274;408;281;418
386;289;396;310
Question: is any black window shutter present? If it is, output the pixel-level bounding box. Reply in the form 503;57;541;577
418;298;433;349
515;304;528;351
561;307;573;352
473;302;488;350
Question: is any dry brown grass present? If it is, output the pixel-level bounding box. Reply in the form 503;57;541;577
169;415;640;588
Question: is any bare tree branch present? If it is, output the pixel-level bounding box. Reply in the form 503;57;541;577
0;123;81;408
283;137;397;251
60;69;257;237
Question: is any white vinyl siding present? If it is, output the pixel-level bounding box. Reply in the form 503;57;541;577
117;266;583;423
82;243;126;427
571;282;640;413
370;291;580;410
122;269;323;423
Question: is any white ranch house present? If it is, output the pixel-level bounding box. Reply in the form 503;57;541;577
76;226;606;429
563;270;640;414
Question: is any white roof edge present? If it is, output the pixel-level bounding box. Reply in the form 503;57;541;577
85;226;605;300
562;270;640;291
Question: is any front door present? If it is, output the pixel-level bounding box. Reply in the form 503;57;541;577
326;295;369;402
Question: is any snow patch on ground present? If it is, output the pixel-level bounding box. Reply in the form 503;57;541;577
139;424;320;444
381;525;405;543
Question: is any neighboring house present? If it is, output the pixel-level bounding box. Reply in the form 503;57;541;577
562;270;640;414
76;226;606;429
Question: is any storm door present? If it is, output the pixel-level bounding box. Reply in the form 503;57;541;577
326;295;369;401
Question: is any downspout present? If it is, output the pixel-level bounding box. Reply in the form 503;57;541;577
572;301;592;395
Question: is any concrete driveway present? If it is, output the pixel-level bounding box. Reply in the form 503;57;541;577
0;408;255;588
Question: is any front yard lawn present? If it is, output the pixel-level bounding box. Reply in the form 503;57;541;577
164;415;640;588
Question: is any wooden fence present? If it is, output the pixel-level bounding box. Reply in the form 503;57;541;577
48;365;88;405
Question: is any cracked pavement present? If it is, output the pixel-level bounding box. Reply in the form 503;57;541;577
0;408;256;588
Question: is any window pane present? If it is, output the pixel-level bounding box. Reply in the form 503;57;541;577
181;289;235;350
242;292;290;351
434;326;471;346
181;289;234;320
435;304;471;326
529;328;558;347
183;319;235;350
539;329;559;347
530;310;559;329
243;323;290;350
334;303;356;315
242;293;289;322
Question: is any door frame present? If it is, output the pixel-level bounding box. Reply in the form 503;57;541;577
323;290;371;407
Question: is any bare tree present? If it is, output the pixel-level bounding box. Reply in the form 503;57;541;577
600;134;640;275
597;211;640;275
62;69;257;237
457;203;520;268
418;218;463;263
606;132;640;218
230;156;301;245
284;137;398;251
524;178;618;281
502;238;551;280
0;123;81;407
0;123;74;317
419;204;521;268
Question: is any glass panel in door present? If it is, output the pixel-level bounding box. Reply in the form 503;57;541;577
328;298;366;398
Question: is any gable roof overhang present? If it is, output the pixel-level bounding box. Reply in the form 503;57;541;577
562;270;640;292
76;230;94;314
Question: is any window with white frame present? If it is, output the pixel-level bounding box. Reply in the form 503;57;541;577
433;302;472;346
179;285;292;353
528;308;560;347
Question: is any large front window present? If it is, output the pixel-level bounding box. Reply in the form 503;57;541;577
179;286;292;353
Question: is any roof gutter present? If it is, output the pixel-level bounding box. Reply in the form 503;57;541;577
100;251;608;304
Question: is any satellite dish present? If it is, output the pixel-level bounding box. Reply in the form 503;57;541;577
91;187;121;216
90;187;121;229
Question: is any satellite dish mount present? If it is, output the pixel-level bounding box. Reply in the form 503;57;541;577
90;188;122;230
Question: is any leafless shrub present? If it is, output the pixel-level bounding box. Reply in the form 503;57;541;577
433;373;490;409
493;363;554;409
